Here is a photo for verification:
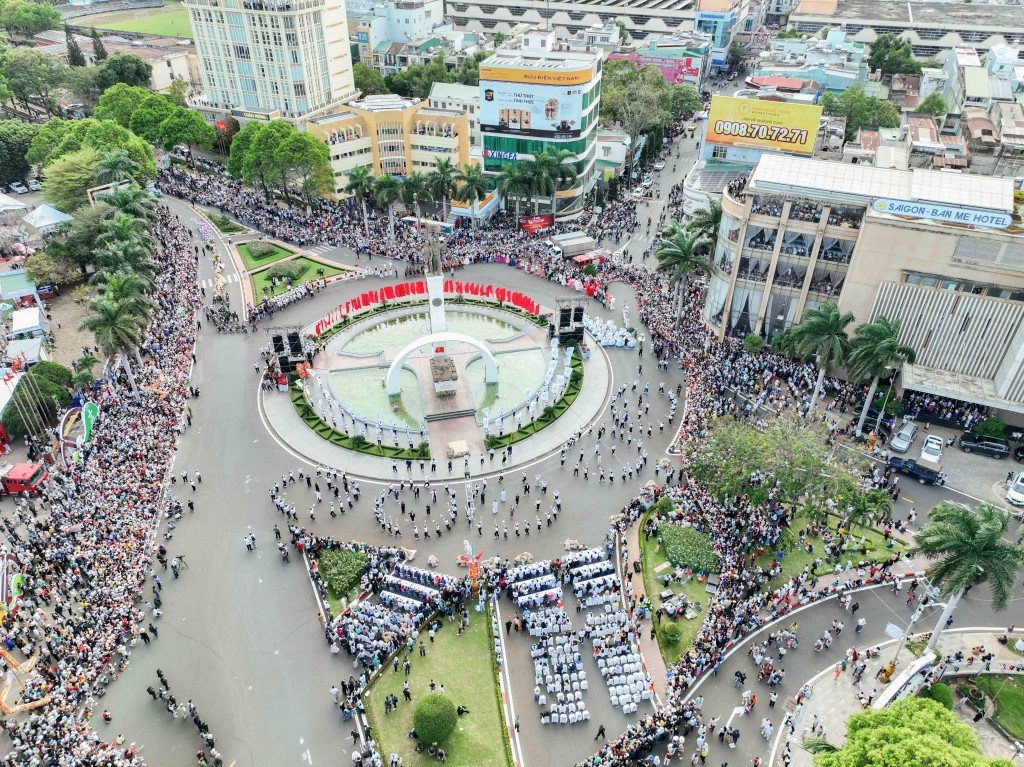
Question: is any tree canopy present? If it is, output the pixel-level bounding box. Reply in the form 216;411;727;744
353;61;387;95
600;60;701;125
384;52;491;98
867;33;922;76
915;92;948;118
821;85;900;140
96;52;152;90
94;83;151;127
156;105;216;152
0;119;38;184
813;698;1013;767
0;0;61;38
41;146;100;212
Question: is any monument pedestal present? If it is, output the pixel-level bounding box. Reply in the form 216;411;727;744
427;274;446;333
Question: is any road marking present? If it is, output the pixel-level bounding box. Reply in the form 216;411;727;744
725;704;745;727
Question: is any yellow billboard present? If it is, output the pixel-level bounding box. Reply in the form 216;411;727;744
479;65;593;87
705;96;823;156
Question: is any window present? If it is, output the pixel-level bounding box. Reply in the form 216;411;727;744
294;82;306;96
711;146;727;159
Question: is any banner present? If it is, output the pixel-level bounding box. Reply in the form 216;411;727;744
481;82;584;139
520;214;554;233
705;96;822;156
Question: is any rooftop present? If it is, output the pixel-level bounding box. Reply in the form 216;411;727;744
427;82;479;102
793;0;1024;28
748;154;1014;213
484;49;599;71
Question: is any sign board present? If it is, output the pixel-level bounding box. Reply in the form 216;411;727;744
231;108;280;122
706;96;822;156
872;198;1012;229
519;214;554;233
481;81;584;139
479;65;593;87
482;149;520;161
356;31;369;43
82;401;99;442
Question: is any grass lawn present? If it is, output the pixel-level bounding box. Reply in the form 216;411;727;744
237;241;293;271
88;1;193;37
363;606;511;767
202;211;246;235
975;676;1024;739
639;515;713;665
316;548;368;616
251;257;345;298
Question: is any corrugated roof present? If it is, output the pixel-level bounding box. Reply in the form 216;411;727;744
963;66;990;100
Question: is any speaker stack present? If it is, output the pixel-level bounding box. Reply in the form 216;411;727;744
558;304;585;345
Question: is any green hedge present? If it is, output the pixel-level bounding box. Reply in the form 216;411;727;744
203;211;245;234
317;548;368;602
413;693;458;745
484;355;584;450
660;621;681;643
27;361;73;389
658;524;719;574
1;371;73;437
923;682;954;710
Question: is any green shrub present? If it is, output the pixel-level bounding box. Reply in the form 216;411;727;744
742;334;765;353
581;264;598;277
206;212;243;233
247;240;280;259
317;549;368;599
413;693;458;744
659;524;719;573
27;361;73;389
0;372;73;437
661;621;681;643
923;682;954;710
267;261;305;282
973;417;1006;440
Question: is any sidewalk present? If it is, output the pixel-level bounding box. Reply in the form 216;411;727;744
621;522;671;702
775;630;1024;766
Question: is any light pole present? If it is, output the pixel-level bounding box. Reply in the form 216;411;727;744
874;367;900;435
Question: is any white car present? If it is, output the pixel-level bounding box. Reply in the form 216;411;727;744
1006;473;1024;508
642;175;654;189
8;182;28;194
653;160;666;171
920;434;943;464
26;179;40;191
632;186;645;199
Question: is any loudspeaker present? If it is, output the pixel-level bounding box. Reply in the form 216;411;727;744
559;308;571;328
287;332;302;357
278;356;296;374
573;307;584;323
272;335;285;354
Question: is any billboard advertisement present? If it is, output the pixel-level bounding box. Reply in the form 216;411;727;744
872;198;1012;229
519;214;554;233
608;53;702;85
481;81;584;139
706;96;822;156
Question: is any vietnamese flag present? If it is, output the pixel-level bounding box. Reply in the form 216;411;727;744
434;346;445;354
444;280;454;293
383;285;395;300
416;281;426;294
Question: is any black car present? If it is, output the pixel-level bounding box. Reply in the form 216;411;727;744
959;435;1010;459
1014;445;1024;464
887;456;941;484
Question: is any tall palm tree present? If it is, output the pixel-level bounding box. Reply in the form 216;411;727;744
792;303;854;414
912;501;1024;653
95;270;156;326
92;240;157;287
686;199;722;255
848;316;917;436
534;150;579;220
453;163;489;229
427;158;458;222
372;174;403;243
654;220;710;325
98;212;157;253
71;355;98;393
80;299;145;391
99;185;156;222
401;171;430;228
93;149;140;185
345;165;374;239
843;488;892;547
496;163;532;222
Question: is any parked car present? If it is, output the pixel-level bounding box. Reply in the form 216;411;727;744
920;434;944;463
1006;472;1024;508
8;182;28;194
653;160;666;171
889;422;919;453
887;456;941;484
959;434;1010;459
0;185;6;194
26;179;40;192
1013;445;1024;463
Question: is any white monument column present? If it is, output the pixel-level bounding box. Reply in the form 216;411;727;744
427;273;447;334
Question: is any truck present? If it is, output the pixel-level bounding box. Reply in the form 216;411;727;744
886;456;941;485
0;463;48;496
545;232;597;259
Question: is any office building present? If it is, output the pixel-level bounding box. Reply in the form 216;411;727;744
428;82;481;146
184;0;357;123
790;0;1024;61
305;94;469;198
478;29;601;218
705;153;1024;414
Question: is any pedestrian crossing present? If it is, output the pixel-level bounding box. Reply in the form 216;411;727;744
199;273;240;289
307;245;334;255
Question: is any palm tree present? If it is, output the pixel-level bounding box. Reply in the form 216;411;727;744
843;489;892;547
792;303;854;414
99;185;156;222
93;149;140;185
848;317;917;436
344;165;374;239
686;199;722;255
401;172;430;228
496;163;532;223
95;270;156;327
98;212;157;253
71;355;98;393
453;163;489;229
80;300;145;391
534;150;579;220
427;158;458;222
92;240;157;287
912;501;1024;653
654;220;710;325
372;174;403;243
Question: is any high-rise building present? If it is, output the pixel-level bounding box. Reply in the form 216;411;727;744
478;29;601;218
184;0;357;123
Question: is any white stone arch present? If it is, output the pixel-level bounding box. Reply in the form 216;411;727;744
386;332;498;395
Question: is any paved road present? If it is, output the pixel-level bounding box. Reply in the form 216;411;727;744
96;165;1022;767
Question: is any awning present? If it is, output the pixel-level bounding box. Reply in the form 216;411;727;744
901;363;1024;416
573;254;595;264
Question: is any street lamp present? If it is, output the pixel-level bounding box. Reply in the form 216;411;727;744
874;366;900;435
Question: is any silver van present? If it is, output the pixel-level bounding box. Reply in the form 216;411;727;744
890;422;919;453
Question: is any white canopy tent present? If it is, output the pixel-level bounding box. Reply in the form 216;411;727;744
22;205;72;235
0;194;27;216
9;307;47;338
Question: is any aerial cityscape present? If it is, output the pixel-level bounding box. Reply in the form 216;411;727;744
0;0;1023;765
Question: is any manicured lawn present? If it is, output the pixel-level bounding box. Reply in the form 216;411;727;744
203;211;246;235
251;257;345;298
316;548;368;616
975;676;1024;739
640;514;713;665
237;241;293;271
89;1;193;37
363;606;511;767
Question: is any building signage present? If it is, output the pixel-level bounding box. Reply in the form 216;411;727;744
872;198;1012;229
482;149;519;160
481;81;583;139
697;12;728;20
479;65;593;87
231;108;279;122
357;31;369;43
706;96;821;156
608;53;702;84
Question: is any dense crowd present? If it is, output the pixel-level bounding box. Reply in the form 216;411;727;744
0;206;199;766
